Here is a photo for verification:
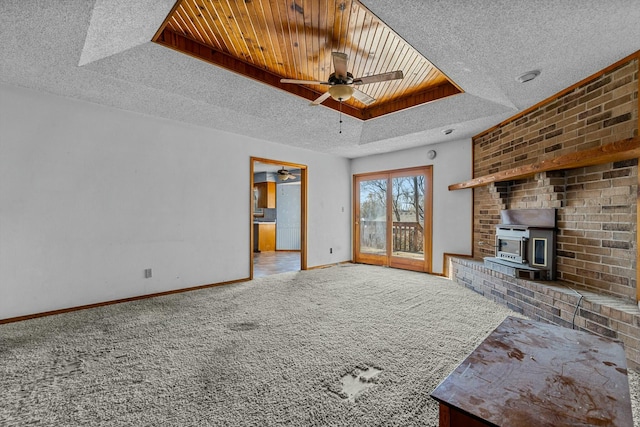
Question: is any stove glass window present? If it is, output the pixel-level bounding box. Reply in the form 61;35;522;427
532;238;547;266
499;238;521;255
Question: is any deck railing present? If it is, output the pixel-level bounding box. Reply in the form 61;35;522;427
360;220;423;254
392;221;424;253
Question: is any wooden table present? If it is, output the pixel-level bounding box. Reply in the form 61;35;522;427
430;316;633;427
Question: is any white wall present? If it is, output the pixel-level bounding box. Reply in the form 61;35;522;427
350;139;473;274
0;84;351;319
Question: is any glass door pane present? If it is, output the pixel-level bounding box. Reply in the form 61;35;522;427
391;174;425;261
354;166;431;272
358;178;387;255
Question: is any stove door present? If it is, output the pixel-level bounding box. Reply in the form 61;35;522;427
496;237;526;263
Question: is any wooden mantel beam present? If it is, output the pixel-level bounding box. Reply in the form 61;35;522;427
449;136;640;191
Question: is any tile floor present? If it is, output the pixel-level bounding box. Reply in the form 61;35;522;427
253;251;301;278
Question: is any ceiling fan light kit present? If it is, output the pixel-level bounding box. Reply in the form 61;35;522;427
329;85;355;101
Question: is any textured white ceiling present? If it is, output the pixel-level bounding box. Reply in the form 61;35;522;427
1;1;639;158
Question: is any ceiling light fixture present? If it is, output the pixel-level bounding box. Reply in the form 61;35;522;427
328;85;355;101
516;70;541;83
327;85;355;134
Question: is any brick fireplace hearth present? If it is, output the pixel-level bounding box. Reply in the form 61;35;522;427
449;256;640;368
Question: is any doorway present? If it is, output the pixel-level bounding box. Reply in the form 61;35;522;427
353;166;433;273
251;157;307;278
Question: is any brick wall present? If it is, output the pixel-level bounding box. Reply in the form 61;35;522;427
472;54;639;301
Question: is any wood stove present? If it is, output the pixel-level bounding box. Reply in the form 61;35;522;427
485;209;556;280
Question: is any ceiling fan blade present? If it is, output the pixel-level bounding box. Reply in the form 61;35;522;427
352;88;376;106
332;52;348;79
281;78;328;85
310;91;331;106
353;70;404;85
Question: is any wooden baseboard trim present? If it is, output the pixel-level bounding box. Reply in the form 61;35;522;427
0;277;250;325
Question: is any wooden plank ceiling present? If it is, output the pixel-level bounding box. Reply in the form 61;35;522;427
153;0;462;120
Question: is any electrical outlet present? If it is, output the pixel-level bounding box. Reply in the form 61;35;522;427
330;248;333;254
144;268;152;278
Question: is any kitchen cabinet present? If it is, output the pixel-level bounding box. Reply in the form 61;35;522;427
255;182;276;208
254;222;276;252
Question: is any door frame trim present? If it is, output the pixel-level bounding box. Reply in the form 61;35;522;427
250;157;307;279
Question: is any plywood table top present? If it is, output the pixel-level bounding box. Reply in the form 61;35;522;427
431;316;633;427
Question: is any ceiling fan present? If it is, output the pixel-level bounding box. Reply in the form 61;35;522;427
280;52;404;106
277;167;299;181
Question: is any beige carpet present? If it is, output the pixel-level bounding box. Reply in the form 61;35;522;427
1;264;638;426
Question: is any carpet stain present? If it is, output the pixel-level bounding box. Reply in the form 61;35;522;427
227;322;259;331
60;359;82;375
329;365;383;402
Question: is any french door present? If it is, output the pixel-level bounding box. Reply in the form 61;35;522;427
354;166;432;272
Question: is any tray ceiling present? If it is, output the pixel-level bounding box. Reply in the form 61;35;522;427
153;0;462;120
2;1;639;158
